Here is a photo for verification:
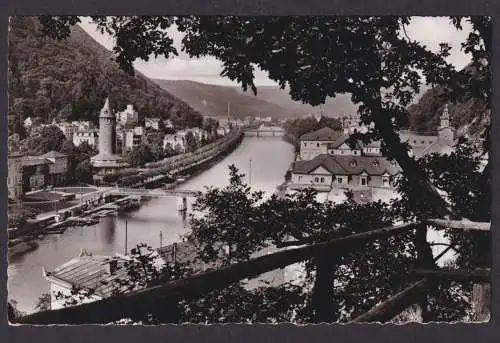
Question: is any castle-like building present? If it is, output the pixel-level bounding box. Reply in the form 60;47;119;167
291;105;456;192
90;98;129;181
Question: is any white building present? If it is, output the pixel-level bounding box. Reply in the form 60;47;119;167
163;119;174;129
299;127;344;160
116;104;139;127
145;117;161;130
56;122;79;139
73;129;99;147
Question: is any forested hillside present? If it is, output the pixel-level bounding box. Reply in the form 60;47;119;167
408;65;489;136
8;17;203;136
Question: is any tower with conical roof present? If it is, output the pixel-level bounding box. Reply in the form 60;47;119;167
91;98;129;181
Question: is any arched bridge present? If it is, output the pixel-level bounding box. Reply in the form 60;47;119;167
109;187;199;198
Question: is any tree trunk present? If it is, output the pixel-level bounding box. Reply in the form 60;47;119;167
414;223;437;322
471;283;490;322
310;252;338;323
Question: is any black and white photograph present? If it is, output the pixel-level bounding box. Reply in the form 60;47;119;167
6;15;491;324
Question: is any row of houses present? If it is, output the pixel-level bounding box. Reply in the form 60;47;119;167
291;105;457;191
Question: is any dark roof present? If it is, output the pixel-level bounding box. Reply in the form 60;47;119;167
293;154;400;176
299;127;343;141
21;156;52;167
293;155;346;175
327;134;364;150
41;150;67;158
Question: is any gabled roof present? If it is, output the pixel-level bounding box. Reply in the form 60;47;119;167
292;154;345;175
293;154;400;176
41;150;67;158
327;134;364;150
300;127;343;142
21;156;52;167
334;155;400;176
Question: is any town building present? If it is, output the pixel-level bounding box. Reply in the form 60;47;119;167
90;98;129;180
290;154;400;191
73;129;99;148
116;104;139;127
292;104;457;192
163;132;187;153
145;117;161;130
11;151;70;194
42;249;165;310
56;122;79;139
299;127;344;160
119;126;144;152
7;153;23;200
163;119;174;129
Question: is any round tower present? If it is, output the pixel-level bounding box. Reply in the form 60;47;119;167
98;98;116;156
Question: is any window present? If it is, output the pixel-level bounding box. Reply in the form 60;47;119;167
316;143;320;148
382;177;389;186
337;177;343;184
421;140;425;144
372;160;379;167
361;177;367;186
320;177;325;183
413;140;417;144
298;175;303;181
315;177;319;182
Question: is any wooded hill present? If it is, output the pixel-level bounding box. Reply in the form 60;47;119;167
8;17;204;135
407;64;489;136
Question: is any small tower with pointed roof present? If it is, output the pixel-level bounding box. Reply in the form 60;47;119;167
438;103;455;144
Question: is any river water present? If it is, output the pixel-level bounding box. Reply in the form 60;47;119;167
7;136;295;313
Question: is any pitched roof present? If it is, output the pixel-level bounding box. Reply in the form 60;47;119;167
292;154;345;175
327;134;364;150
45;250;164;299
334;155;400;176
41;150;67;158
21;156;52;167
299;127;343;141
293;154;400;176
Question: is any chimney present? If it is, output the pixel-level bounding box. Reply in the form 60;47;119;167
106;258;119;274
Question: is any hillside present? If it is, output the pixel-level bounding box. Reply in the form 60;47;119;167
152;79;293;120
408;66;489;136
237;87;359;118
8;17;203;135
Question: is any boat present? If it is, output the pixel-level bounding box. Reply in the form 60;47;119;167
8;240;39;259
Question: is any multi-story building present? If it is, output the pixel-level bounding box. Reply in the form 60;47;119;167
145;117;161;130
56;122;79;139
120;126;144;151
299;127;344;160
41;150;69;186
73;129;99;148
116;104;139;127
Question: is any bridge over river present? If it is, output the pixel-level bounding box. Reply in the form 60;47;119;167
244;125;285;137
109;187;199;210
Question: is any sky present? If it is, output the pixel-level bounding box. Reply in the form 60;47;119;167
79;17;473;86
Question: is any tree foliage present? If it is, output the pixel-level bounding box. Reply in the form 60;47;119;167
28;15;491;323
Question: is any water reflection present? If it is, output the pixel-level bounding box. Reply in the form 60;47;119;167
100;216;116;245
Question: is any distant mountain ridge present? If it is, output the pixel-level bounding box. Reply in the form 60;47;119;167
8;17;204;134
153;79;360;120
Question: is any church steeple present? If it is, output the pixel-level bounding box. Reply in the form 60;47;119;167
440;104;450;129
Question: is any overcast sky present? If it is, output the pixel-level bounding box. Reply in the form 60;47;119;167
79;17;473;86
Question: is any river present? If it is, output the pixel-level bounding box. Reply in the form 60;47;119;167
8;136;295;313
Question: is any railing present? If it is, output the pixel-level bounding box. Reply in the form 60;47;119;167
13;218;490;324
110;187;198;197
